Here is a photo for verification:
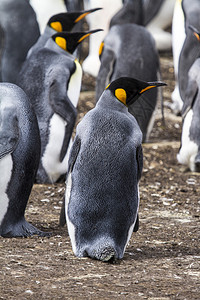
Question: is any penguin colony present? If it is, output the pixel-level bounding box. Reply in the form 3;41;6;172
0;0;198;261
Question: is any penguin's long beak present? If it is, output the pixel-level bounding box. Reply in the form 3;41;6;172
75;7;102;23
140;81;167;94
78;29;103;43
188;24;200;41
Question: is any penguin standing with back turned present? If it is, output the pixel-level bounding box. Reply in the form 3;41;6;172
96;13;161;142
0;83;49;237
17;29;102;184
62;77;166;261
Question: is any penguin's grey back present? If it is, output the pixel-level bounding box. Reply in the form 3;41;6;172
105;24;158;80
67;94;142;259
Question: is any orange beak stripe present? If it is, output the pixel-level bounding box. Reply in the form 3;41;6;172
78;33;91;43
140;85;156;94
75;12;89;23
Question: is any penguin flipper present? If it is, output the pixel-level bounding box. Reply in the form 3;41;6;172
49;78;77;162
0;110;19;159
182;77;198;117
133;214;139;232
143;0;163;26
96;47;116;101
59;195;66;227
67;135;81;172
59;136;81;226
0;25;5;81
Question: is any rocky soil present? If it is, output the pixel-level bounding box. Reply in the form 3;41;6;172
0;51;200;300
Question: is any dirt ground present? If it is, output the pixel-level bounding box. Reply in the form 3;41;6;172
0;49;200;299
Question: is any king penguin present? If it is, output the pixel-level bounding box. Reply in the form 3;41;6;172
17;29;102;184
0;0;40;83
143;0;175;51
177;0;200;106
109;0;143;28
171;0;186;115
27;8;101;58
82;0;123;77
0;83;49;237
177;25;200;172
171;0;200;115
62;77;166;261
96;22;161;142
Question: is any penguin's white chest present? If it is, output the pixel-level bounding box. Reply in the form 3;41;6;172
42;113;72;183
65;172;77;255
177;109;198;171
172;0;186;73
67;60;82;108
0;154;13;225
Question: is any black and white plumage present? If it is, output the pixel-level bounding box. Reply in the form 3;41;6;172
62;77;166;261
17;30;102;184
96;24;161;142
143;0;175;51
177;26;200;172
27;8;101;58
109;0;143;28
0;83;49;237
178;1;200;104
171;0;200;115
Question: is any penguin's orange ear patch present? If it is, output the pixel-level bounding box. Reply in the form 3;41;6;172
55;36;67;50
115;88;127;105
50;21;62;32
99;42;104;56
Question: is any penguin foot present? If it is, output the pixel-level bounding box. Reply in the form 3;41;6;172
0;219;51;238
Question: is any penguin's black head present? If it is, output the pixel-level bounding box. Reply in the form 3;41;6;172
188;24;200;42
52;29;103;54
48;8;102;32
106;77;166;106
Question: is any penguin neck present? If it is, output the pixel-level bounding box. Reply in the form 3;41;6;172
97;91;129;113
44;38;75;59
43;25;57;38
